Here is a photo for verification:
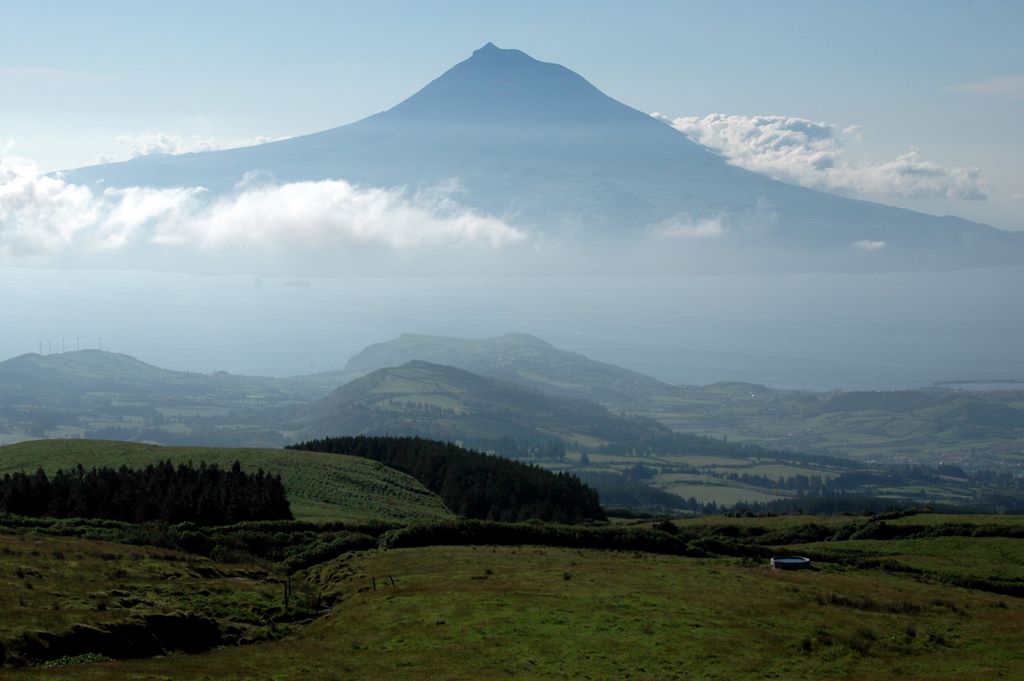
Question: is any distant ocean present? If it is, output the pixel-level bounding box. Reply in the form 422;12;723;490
2;266;1022;392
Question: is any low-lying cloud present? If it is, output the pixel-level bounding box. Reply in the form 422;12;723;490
650;215;726;239
853;239;887;252
653;113;986;201
0;155;525;259
101;132;287;162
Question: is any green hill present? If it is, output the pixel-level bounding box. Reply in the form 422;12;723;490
345;333;677;411
0;350;357;446
0;440;451;524
296;360;670;453
0;350;352;403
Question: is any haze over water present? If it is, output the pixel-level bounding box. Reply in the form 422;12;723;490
3;266;1021;392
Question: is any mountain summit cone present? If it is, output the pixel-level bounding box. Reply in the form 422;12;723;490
379;42;675;132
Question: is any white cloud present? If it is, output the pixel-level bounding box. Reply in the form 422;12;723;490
653;112;987;201
853;239;887;252
153;178;524;250
0;154;524;259
102;132;287;161
0;155;100;256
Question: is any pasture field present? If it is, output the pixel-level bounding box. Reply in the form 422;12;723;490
0;533;297;668
786;536;1024;582
6;540;1023;680
671;513;860;530
0;440;452;524
714;463;840;480
885;513;1024;527
657;482;785;505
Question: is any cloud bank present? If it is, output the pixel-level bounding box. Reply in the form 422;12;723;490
0;155;525;259
653;113;986;201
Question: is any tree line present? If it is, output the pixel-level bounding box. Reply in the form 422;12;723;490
0;461;292;524
288;436;605;523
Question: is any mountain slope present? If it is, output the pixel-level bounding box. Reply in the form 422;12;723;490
61;43;1024;271
0;350;352;403
0;350;354;447
345;332;676;411
0;351;317;408
296;360;670;452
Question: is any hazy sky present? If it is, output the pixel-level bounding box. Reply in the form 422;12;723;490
3;0;1023;229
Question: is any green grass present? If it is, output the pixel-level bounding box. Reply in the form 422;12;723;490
884;513;1024;527
9;544;1023;680
656;481;786;505
0;532;297;667
0;440;452;524
672;513;863;530
786;536;1024;582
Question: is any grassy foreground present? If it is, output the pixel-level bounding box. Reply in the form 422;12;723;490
0;533;302;668
0;440;451;523
7;538;1021;680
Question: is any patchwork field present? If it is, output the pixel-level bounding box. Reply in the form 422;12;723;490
638;386;1024;471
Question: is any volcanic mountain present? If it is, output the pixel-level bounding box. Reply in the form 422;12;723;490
63;43;1024;271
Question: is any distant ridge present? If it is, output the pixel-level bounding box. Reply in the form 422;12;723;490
0;350;224;398
0;349;353;404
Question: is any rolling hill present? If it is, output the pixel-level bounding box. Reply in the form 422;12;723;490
0;350;344;404
3;340;1021;474
0;350;357;446
294;360;671;454
60;43;1024;272
0;440;451;523
345;332;676;412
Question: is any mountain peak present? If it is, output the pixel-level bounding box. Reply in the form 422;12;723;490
377;43;662;131
472;41;500;55
468;42;532;63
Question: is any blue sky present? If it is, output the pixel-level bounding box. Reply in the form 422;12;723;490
3;0;1022;228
